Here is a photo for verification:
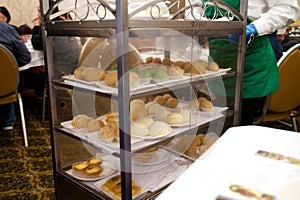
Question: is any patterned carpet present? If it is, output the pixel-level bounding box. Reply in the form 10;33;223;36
0;92;298;200
0;94;55;200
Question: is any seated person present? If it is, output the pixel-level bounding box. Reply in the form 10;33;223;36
17;24;46;96
0;6;17;29
0;21;31;131
17;24;32;43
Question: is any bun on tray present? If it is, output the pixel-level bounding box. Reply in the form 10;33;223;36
71;114;93;129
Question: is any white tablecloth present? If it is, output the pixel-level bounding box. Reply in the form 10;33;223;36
157;126;300;200
19;39;44;71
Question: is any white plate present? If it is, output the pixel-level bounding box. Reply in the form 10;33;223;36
168;118;199;127
132;148;170;166
62;75;99;86
60;120;98;135
66;164;116;182
184;68;231;79
131;127;172;140
87;132;144;146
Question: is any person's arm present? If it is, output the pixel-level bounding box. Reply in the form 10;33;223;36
249;0;300;36
9;27;31;67
31;26;44;50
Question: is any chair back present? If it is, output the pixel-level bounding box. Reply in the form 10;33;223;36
0;44;19;104
268;43;300;112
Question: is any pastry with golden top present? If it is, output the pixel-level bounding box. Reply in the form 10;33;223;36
84;165;102;177
101;175;143;200
167;65;184;78
72;161;89;174
86;157;102;166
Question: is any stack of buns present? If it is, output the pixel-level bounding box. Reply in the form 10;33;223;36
72;157;103;177
101;175;143;200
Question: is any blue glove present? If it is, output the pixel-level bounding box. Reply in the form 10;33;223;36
229;24;258;45
246;24;258;44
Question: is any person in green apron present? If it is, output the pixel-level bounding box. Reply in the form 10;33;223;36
203;0;300;125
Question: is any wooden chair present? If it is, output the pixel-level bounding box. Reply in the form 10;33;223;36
257;43;300;131
0;44;28;146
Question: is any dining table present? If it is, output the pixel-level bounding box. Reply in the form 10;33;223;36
19;37;45;71
157;125;300;200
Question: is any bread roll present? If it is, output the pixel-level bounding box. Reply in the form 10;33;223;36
165;97;179;109
87;119;101;132
166;113;182;124
131;121;149;137
149;121;171;136
104;71;118;87
154;95;166;106
72;114;93;129
207;61;219;72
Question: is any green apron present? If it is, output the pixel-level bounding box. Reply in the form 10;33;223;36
205;0;279;98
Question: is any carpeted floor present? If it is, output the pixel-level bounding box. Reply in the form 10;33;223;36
0;94;55;200
0;92;298;200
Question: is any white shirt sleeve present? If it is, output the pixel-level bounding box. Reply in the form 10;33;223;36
248;0;300;36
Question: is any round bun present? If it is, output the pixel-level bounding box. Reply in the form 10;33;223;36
85;165;102;176
87;119;101;132
166;113;182;124
104;71;118;87
131;121;149;137
149;121;171;136
168;65;184;78
200;100;213;109
163;93;172;101
166;97;179;109
154;95;166;106
207;61;219;72
72;115;93;129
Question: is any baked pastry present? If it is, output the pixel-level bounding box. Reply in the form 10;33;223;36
154;95;166;106
86;157;102;166
101;175;143;200
72;161;89;174
71;114;93;129
166;112;182;124
87;119;101;132
84;165;102;177
200;100;213;111
104;71;118;87
163;93;172;101
167;65;184;78
99;125;115;142
162;58;172;66
149;121;171;136
207;61;219;72
106;112;119;123
131;121;149;137
165;97;179;109
154;107;170;122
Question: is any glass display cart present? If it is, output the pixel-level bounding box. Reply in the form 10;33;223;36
40;0;248;199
